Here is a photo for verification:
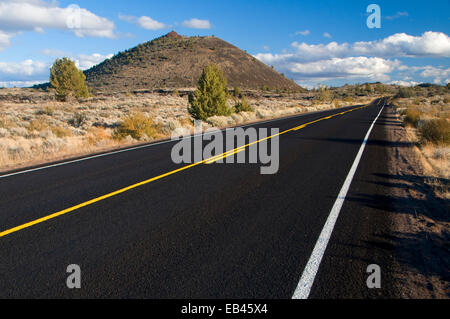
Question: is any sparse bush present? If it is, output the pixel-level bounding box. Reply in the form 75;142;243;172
188;64;231;121
50;57;89;101
419;119;450;145
28;119;49;132
87;127;110;145
396;87;414;98
113;112;158;140
317;85;332;102
233;87;242;98
234;96;253;113
35;106;55;116
69;112;87;128
51;126;72;138
404;108;422;127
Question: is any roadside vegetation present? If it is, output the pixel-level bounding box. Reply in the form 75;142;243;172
391;84;450;197
1;76;386;171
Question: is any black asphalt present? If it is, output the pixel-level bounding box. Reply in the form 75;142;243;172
0;100;398;298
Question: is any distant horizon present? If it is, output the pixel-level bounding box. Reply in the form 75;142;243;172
0;0;448;88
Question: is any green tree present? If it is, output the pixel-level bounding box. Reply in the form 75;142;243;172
188;65;231;121
50;57;89;101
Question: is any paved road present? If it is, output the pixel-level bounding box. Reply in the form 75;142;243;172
0;99;399;298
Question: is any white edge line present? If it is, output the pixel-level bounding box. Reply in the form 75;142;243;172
0;106;357;179
292;102;385;299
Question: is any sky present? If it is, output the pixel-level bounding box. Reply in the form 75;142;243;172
0;0;449;88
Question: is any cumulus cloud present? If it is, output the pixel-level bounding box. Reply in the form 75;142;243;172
286;57;400;82
323;32;332;38
0;30;13;51
418;66;450;84
182;18;211;29
75;53;114;70
0;52;113;87
257;31;450;65
0;0;116;41
388;80;420;87
0;59;49;80
119;14;166;30
255;31;450;84
137;16;166;30
352;32;450;58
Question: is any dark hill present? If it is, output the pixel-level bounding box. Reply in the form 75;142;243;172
84;32;303;93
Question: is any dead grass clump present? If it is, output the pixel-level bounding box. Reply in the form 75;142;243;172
404;108;422;128
86;127;111;145
419;119;450;145
51;126;72;138
113;112;159;140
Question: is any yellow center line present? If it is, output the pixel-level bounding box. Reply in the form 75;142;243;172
0;104;371;239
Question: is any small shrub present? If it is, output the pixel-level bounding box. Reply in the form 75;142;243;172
113;112;158;140
419;119;450;145
69;112;87;128
233;87;242;98
51;126;72;138
28;119;49;132
35;106;54;116
404;108;422;127
234;96;253;113
396;87;414;98
87;127;110;145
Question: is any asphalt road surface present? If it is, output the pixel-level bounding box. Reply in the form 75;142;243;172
0;99;400;298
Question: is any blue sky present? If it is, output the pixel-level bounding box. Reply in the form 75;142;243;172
0;0;449;88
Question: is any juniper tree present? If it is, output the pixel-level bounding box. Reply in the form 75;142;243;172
188;64;231;121
50;58;89;101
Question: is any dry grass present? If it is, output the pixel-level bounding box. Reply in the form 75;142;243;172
394;93;450;198
0;88;377;171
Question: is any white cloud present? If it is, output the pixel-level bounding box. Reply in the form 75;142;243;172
352;31;450;58
0;0;116;41
0;80;46;88
388;80;420;87
256;31;450;66
182;18;211;29
285;57;399;82
418;66;450;84
323;32;332;38
0;30;13;51
137;16;166;30
295;30;310;36
0;59;49;79
119;14;166;30
385;12;409;20
0;52;113;86
75;53;113;70
254;31;450;85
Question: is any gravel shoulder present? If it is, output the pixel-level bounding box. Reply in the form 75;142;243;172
384;106;449;298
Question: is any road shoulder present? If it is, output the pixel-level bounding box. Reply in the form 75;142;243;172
384;106;449;298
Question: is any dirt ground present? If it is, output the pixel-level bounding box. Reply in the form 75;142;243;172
384;107;449;298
